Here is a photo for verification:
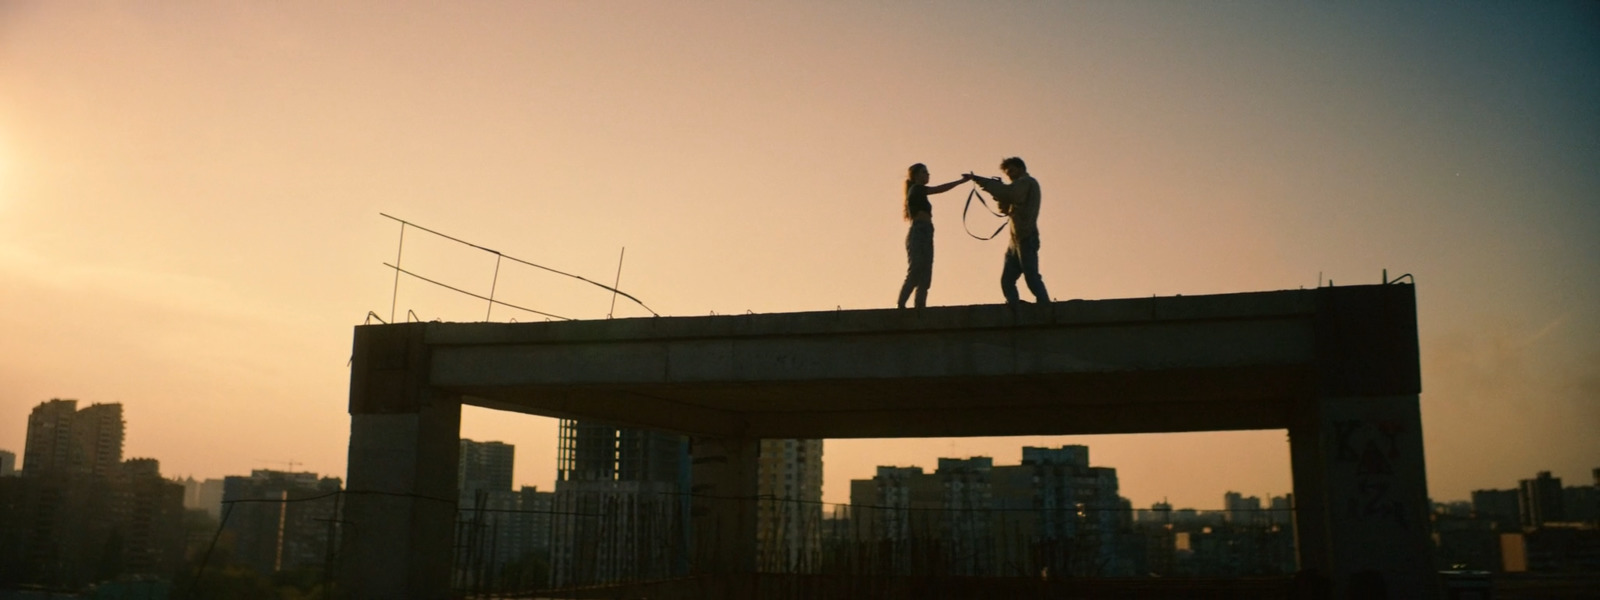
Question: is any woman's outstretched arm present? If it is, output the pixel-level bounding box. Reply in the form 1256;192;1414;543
925;173;973;195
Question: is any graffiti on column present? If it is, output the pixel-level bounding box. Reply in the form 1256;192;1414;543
1334;419;1409;529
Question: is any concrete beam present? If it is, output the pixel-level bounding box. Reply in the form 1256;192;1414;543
400;287;1422;438
427;315;1314;388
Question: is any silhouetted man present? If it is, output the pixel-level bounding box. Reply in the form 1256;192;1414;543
972;156;1050;305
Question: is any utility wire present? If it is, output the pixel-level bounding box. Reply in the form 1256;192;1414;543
185;502;234;600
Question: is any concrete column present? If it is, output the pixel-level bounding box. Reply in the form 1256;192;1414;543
341;399;460;598
690;436;759;577
1290;395;1437;599
342;323;461;598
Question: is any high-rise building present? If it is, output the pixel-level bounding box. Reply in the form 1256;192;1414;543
1519;471;1565;528
459;485;559;589
23;399;80;475
848;446;1130;577
454;439;523;588
938;456;997;575
1472;488;1521;530
221;470;343;576
459;439;515;502
1021;445;1128;573
114;458;186;576
1022;445;1088;468
518;485;556;556
0;450;16;476
181;477;226;519
846;465;940;575
756;439;823;573
73;403;124;478
1073;467;1126;573
1562;484;1598;526
550;420;689;587
1137;500;1174;526
22;399;123;478
1268;495;1293;528
852;466;939;542
1224;491;1264;525
0;456;185;588
1022;445;1091;541
3;400;187;588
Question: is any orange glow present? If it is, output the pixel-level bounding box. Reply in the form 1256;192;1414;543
0;3;1595;510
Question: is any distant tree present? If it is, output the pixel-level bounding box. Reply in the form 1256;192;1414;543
271;566;327;597
498;550;552;592
175;564;277;600
94;529;124;582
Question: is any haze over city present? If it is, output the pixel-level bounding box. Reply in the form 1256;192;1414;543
2;2;1596;510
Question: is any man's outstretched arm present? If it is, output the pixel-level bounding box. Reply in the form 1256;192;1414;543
971;174;1017;214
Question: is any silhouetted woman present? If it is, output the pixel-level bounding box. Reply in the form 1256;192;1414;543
898;163;971;308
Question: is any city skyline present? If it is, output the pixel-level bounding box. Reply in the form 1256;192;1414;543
1;398;1590;512
2;4;1596;511
5;404;1592;591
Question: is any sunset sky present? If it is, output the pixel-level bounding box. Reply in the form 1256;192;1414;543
2;2;1595;509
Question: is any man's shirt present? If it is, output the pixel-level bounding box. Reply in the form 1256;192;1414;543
982;174;1042;245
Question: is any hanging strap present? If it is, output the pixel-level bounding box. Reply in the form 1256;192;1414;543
962;183;1009;240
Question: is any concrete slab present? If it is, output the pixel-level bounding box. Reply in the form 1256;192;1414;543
362;285;1416;439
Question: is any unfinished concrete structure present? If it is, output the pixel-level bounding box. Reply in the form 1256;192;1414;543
342;283;1434;598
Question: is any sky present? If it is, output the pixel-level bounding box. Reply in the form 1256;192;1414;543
1;2;1596;510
